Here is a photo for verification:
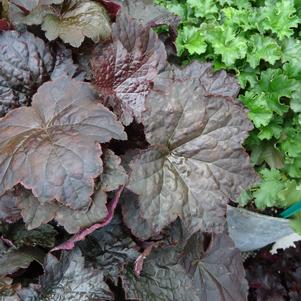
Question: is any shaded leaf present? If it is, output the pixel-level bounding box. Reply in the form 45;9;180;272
40;248;113;300
122;233;248;301
0;244;44;277
79;214;139;284
92;12;166;125
52;186;123;250
124;62;257;238
0;77;126;210
7;223;57;249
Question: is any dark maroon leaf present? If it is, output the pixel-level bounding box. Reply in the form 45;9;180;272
124;62;258;239
92;12;166;125
40;248;113;300
98;0;121;18
0;19;11;30
122;233;248;301
79;214;139;284
0;77;126;209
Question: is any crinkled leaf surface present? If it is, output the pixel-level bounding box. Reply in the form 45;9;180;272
0;30;54;116
16;150;127;233
92;12;166;125
124;62;257;238
0;77;126;210
40;248;113;300
122;233;248;301
79;214;139;284
42;0;111;47
260;0;299;40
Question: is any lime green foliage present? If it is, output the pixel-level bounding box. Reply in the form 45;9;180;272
155;0;301;228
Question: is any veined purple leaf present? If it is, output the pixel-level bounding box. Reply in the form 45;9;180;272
124;62;258;239
92;12;166;125
0;77;126;209
40;248;113;300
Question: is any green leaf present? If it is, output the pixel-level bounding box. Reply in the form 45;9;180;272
253;169;286;209
278;181;301;207
240;91;274;127
258;117;283;140
260;0;299;40
280;124;301;157
205;25;248;66
290;213;301;235
250;141;284;169
42;0;111;47
176;26;207;55
237;67;258;89
247;34;282;68
187;0;218;18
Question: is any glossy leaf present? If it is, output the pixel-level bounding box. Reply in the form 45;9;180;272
40;248;113;300
125;62;257;238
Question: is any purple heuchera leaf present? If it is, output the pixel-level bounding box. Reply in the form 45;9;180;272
40;248;113;300
124;62;258;239
92;12;167;125
122;233;248;301
0;77;126;209
52;185;124;251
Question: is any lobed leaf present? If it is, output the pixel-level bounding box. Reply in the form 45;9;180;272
124;62;257;238
92;12;166;125
0;77;126;210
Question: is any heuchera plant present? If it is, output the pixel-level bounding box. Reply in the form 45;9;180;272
0;0;257;300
